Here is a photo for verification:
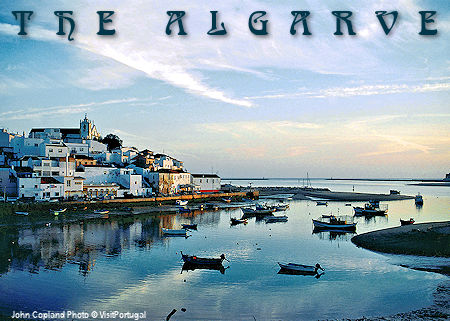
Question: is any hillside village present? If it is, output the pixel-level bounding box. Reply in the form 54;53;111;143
0;115;220;201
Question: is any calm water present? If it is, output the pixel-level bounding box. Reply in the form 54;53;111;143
0;181;449;320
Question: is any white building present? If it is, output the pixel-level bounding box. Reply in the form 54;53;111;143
146;169;191;195
65;142;89;156
18;177;64;200
191;174;221;193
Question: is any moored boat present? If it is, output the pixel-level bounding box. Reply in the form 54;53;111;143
354;202;388;216
400;218;415;226
316;201;328;206
177;207;191;213
312;215;357;231
415;193;423;205
181;252;227;265
161;228;187;236
222;198;231;203
15;211;29;216
181;262;226;274
176;200;188;206
273;204;289;211
278;262;324;274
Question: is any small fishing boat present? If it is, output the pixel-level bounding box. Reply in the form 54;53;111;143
176;200;188;206
264;215;288;223
51;208;67;215
312;216;357;231
354;202;388;216
94;209;110;214
161;228;187;236
243;205;274;216
278;262;324;274
230;217;248;225
222;198;231;203
181;223;198;230
15;211;29;216
400;218;415;226
273;204;289;212
415;193;423;205
316;201;328;206
181;252;227;265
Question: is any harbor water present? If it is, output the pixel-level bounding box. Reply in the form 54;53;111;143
0;179;449;320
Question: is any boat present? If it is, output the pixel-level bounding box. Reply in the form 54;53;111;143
177;207;191;213
181;252;227;265
415;193;423;205
312;215;357;231
390;190;400;195
230;217;248;225
181;223;198;230
400;218;415;226
161;228;187;236
176;200;188;206
273;204;289;212
264;215;288;223
94;210;110;214
316;201;328;206
278;262;324;275
345;203;352;206
222;198;231;203
15;211;29;216
353;202;388;216
243;204;275;215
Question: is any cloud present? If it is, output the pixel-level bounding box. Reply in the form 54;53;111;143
246;82;450;100
1;0;447;108
0;98;148;120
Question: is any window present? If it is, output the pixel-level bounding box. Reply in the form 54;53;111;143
21;185;24;188
80;148;84;151
55;192;59;196
49;149;53;152
44;163;50;167
34;144;38;147
52;171;59;176
58;149;62;153
67;180;71;187
34;185;38;188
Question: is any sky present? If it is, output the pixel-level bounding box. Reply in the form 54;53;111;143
0;0;449;178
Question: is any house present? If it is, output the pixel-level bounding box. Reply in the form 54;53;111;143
73;155;97;168
18;176;64;200
65;142;89;156
191;174;221;193
0;167;18;197
83;183;120;199
146;169;191;195
61;176;85;199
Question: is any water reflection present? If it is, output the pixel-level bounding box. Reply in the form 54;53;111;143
181;262;228;275
312;229;356;242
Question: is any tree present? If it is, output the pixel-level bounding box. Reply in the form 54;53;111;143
102;134;123;152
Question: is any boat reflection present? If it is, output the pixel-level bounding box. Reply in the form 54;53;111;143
181;262;228;274
312;228;356;241
278;269;325;278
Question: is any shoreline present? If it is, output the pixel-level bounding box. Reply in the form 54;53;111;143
256;186;414;201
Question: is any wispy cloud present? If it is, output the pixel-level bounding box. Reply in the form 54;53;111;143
0;98;149;121
246;82;450;100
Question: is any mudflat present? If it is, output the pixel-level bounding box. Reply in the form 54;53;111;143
352;221;450;258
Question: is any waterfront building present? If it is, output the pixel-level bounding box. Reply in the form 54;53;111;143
0;167;18;197
191;174;221;193
146;169;191;195
83;183;120;199
17;176;64;200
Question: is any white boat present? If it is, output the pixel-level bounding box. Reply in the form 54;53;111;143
353;202;388;216
415;193;423;205
15;211;29;216
278;262;324;274
161;228;187;236
176;200;188;206
312;216;357;231
273;204;289;211
242;207;274;215
316;201;328;206
265;215;288;223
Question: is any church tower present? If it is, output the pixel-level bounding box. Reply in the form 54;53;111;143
80;114;100;140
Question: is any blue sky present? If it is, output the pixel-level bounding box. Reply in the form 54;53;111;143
0;0;449;178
